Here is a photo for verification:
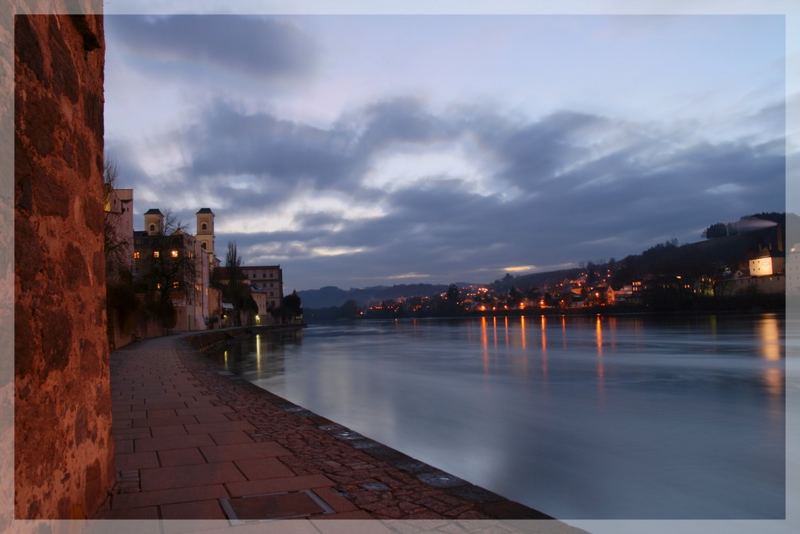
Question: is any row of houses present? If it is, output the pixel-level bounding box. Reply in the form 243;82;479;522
105;187;284;346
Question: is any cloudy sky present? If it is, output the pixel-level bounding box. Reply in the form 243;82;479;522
105;14;787;291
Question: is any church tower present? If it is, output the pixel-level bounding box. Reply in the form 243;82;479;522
144;208;164;235
196;208;215;256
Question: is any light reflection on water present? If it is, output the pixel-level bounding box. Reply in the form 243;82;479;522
212;314;786;519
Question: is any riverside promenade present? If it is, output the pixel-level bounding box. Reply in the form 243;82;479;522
98;331;581;531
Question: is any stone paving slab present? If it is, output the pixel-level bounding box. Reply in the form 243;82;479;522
111;484;230;510
140;461;246;491
234;457;295;480
158;447;207;467
226;474;336;498
200;441;290;462
100;332;584;531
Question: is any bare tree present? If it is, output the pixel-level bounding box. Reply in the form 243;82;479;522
104;157;140;346
223;241;257;326
103;158;129;279
162;208;188;235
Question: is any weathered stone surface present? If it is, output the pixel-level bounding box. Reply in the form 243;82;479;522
47;17;79;103
64;243;89;288
40;309;72;372
14;11;111;519
21;92;60;156
33;173;70;218
14;16;45;84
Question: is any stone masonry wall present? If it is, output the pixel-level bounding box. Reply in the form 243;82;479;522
14;12;111;518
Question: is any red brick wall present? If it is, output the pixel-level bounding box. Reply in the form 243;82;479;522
14;13;112;518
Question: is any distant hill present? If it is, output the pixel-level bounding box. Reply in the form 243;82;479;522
299;212;795;307
299;283;460;308
500;212;791;292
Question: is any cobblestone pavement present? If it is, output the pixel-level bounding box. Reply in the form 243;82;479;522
98;333;582;532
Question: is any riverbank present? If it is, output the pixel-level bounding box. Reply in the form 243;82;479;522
100;329;581;529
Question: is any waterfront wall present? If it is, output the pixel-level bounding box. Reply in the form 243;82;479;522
184;324;305;351
14;8;112;518
716;275;785;297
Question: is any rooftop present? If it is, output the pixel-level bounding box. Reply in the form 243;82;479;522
241;265;281;270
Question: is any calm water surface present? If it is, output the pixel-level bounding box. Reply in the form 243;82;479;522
211;314;786;519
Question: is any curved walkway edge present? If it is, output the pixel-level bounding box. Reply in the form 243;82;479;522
98;331;584;532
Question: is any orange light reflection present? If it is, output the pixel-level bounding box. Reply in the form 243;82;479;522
758;315;783;399
540;315;548;377
480;317;489;374
595;317;604;376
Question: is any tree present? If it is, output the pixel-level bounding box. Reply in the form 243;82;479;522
508;286;522;305
103;158;129;279
163;208;189;235
446;284;460;303
128;207;196;329
279;291;303;322
340;299;360;319
703;222;728;239
225;242;244;284
222;241;253;326
139;231;197;329
586;262;599;285
103;157;139;346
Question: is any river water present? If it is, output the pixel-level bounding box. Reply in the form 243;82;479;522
210;313;786;519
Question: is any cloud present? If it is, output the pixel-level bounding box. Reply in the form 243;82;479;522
107;15;315;80
504;266;536;273
386;272;431;280
111;95;786;290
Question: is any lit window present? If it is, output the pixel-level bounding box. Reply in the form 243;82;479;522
170;249;179;258
153;251;160;258
133;251;140;260
172;281;180;289
156;282;161;289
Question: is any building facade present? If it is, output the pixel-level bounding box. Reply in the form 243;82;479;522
242;265;284;314
104;187;134;277
132;208;218;331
